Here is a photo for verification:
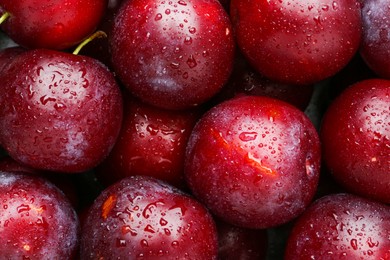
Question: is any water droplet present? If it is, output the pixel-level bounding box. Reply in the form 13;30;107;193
140;239;148;247
188;27;196;34
239;132;258;142
116;238;126;247
144;224;156;233
170;62;180;69
351;239;358;250
146;125;159;135
155;13;162;21
54;103;67;111
164;228;171;235
186;55;197;68
122;225;138;236
165;9;171;14
40;95;56;105
160;218;168;226
184;36;192;45
178;0;187;5
171;241;179;247
17;204;30;213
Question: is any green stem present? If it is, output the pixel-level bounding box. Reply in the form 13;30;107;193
0;12;10;25
72;30;107;55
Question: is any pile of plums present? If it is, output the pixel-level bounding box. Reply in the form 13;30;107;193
0;0;389;259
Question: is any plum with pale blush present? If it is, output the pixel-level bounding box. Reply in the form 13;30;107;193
96;96;200;189
80;175;218;259
0;49;123;173
0;0;107;50
0;171;79;259
321;79;390;203
185;95;321;229
230;0;362;85
110;0;235;109
360;0;390;78
285;193;390;259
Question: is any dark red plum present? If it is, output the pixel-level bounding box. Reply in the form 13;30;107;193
360;0;390;78
96;96;200;189
80;175;218;259
0;171;79;259
285;193;390;259
0;0;107;50
320;79;390;203
110;0;235;109
0;49;123;173
230;0;362;85
185;95;321;229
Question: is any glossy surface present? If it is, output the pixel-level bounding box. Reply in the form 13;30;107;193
96;96;200;189
185;96;321;229
230;0;362;85
0;171;79;259
0;49;123;173
81;175;218;259
360;0;390;78
285;193;390;259
110;0;235;109
321;79;390;203
0;0;107;50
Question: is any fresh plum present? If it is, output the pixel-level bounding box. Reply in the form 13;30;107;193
96;96;200;189
80;175;218;259
0;0;107;50
360;0;390;78
185;95;321;229
320;79;390;203
110;0;235;109
0;49;123;173
285;193;390;259
0;171;80;259
230;0;362;85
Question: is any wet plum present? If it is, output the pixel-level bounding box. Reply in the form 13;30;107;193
0;49;123;173
230;0;362;85
185;95;321;229
80;175;218;259
285;193;390;259
0;171;80;259
0;0;107;50
110;0;235;109
320;79;390;203
360;0;390;78
96;96;200;189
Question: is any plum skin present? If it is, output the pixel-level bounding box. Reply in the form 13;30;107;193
0;49;123;173
185;95;321;229
360;0;390;78
285;193;390;259
80;175;218;259
110;0;235;109
96;96;200;189
320;79;390;203
230;0;362;85
0;171;80;259
0;0;108;50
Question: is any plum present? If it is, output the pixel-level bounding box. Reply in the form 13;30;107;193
185;95;321;229
285;193;390;259
80;175;218;259
0;49;123;173
320;79;390;203
0;171;80;259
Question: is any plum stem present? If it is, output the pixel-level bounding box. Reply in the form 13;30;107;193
72;30;107;55
0;12;10;25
